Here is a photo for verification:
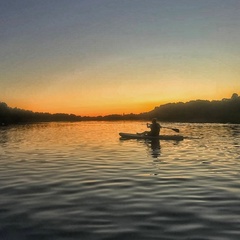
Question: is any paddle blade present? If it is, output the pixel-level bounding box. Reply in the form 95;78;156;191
172;128;180;133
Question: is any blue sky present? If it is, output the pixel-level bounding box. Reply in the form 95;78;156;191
1;0;239;115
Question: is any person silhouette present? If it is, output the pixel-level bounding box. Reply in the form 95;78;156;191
139;118;161;136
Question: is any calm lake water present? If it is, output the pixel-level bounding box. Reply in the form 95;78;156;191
0;121;240;240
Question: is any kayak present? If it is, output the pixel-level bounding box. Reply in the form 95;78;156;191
119;132;184;141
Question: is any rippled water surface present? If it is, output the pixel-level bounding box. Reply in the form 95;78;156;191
0;122;240;240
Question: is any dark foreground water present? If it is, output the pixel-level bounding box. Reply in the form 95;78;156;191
0;121;240;240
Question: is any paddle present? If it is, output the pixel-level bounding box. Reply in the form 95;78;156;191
143;123;180;133
161;126;180;133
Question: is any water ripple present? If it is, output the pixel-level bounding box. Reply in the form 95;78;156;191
0;122;240;239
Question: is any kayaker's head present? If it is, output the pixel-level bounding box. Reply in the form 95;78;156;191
152;118;157;123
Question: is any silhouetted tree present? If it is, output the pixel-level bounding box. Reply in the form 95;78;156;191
0;102;81;125
1;93;240;124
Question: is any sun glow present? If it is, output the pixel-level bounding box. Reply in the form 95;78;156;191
1;1;239;116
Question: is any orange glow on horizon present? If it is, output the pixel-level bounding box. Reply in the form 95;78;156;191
1;1;239;119
4;89;238;117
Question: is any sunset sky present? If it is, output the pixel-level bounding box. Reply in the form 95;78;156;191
1;0;240;116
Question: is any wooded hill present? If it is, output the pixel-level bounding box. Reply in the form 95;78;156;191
141;93;240;123
0;102;81;125
1;93;240;125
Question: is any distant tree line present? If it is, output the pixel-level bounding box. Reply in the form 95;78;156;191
0;102;81;125
141;93;240;123
1;93;240;125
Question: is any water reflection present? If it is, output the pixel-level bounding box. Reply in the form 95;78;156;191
146;139;161;158
227;124;240;136
119;137;161;158
1;122;240;240
0;127;9;145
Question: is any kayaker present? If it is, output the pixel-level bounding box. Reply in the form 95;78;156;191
139;118;161;136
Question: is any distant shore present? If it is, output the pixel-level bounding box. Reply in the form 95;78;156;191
1;93;240;125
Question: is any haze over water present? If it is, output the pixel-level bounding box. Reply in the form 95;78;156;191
0;121;239;239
